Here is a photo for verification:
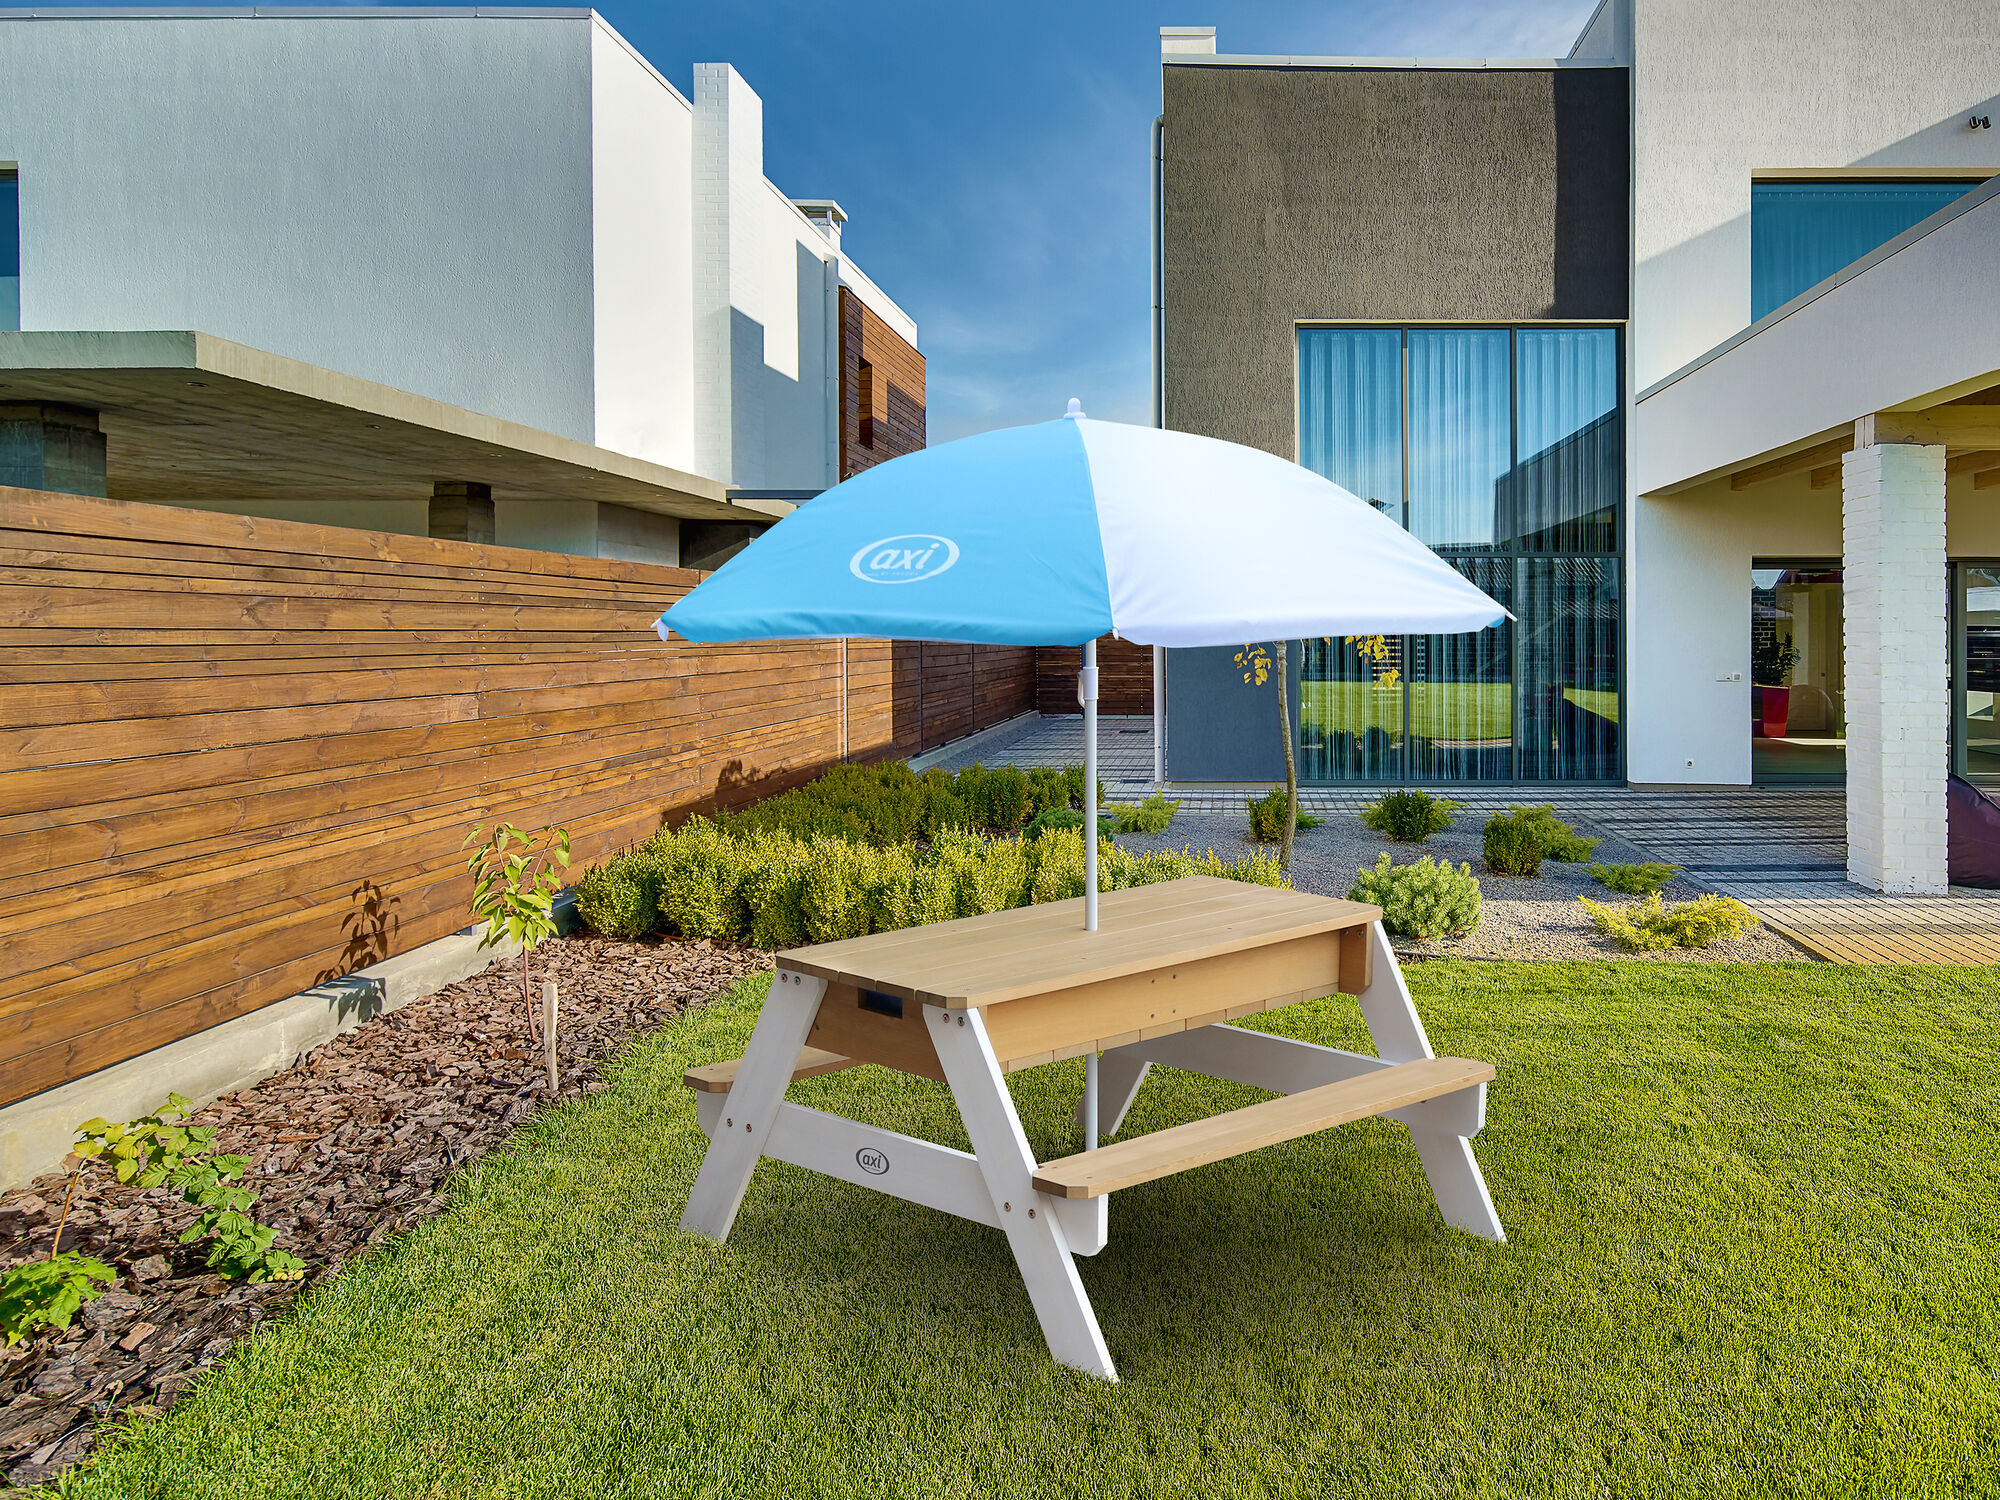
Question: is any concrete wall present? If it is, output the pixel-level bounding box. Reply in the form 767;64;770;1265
1161;61;1628;456
0;11;599;443
1631;0;2000;392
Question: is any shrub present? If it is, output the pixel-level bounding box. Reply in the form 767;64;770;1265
1590;861;1682;896
1482;814;1544;877
1579;892;1760;951
1360;789;1460;843
572;852;661;941
656;819;751;941
711;759;1100;846
1248;786;1324;843
1106;793;1180;834
1506;804;1601;862
1348;853;1482;938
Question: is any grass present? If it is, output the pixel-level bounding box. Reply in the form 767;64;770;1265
70;962;2000;1499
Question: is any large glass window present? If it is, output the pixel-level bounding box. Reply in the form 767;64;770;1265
1296;325;1622;783
1750;180;1979;322
1;172;17;332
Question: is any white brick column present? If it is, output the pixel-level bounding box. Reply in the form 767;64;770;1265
1842;440;1948;893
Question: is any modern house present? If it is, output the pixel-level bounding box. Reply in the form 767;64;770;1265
1153;2;2000;893
0;6;924;567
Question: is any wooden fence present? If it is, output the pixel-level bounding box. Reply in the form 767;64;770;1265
1036;636;1156;717
0;489;1034;1109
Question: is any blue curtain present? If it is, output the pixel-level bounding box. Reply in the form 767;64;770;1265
1513;328;1619;553
1297;328;1401;519
1751;181;1972;321
1407;330;1510;552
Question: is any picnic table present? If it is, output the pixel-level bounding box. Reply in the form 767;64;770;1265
680;876;1502;1382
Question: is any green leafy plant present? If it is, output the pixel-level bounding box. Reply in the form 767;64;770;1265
1348;852;1482;939
1753;631;1800;687
0;1252;117;1346
1579;892;1760;951
1105;793;1181;835
1023;807;1112;841
1249;786;1322;843
75;1096;304;1284
465;821;572;1042
1590;861;1683;896
1360;789;1461;843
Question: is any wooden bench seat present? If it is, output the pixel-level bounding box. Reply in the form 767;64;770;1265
684;1047;856;1094
1030;1055;1494;1200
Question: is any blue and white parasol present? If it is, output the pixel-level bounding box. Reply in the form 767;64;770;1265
657;401;1507;932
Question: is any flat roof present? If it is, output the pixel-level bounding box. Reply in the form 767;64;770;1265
0;330;788;522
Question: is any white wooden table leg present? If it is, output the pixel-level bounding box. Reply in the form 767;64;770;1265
1407;1129;1506;1242
680;970;826;1243
931;1004;1117;1381
1355;920;1506;1243
1072;1052;1149;1139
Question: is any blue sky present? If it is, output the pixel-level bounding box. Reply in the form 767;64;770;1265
601;0;1601;442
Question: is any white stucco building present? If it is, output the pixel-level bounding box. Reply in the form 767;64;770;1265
0;6;921;564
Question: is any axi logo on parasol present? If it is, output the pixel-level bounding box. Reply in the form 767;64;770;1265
849;534;960;585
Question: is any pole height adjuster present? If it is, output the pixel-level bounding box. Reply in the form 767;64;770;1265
1077;666;1099;705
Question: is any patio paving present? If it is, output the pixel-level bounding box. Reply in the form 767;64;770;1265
917;714;2000;965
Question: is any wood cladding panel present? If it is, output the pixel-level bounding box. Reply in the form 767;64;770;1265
839;288;927;481
0;488;1034;1110
1037;637;1155;717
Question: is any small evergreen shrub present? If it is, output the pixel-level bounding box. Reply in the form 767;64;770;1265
708;760;1096;847
1590;861;1682;896
1348;853;1483;939
1579;892;1760;951
1507;804;1601;862
1482;814;1545;876
1360;789;1461;843
1105;793;1181;834
573;852;662;941
1248;786;1323;842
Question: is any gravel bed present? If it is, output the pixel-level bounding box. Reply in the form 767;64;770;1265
0;936;768;1489
1115;806;1812;963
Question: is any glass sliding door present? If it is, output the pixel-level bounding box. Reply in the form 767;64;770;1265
1750;563;1844;782
1956;564;2000;785
1294;323;1623;783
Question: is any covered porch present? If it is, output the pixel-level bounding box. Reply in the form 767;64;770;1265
1632;175;2000;894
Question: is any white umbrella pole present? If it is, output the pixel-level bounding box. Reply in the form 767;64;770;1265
1081;637;1099;933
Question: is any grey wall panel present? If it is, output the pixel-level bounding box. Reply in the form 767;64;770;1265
1161;64;1629;456
1164;646;1301;783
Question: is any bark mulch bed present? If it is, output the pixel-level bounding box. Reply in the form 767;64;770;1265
0;936;769;1489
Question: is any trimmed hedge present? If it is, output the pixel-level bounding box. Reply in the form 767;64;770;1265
575;821;1286;947
710;760;1100;848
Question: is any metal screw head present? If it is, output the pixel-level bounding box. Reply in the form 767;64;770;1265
957;1016;965;1027
725;1118;733;1128
1027;1208;1036;1219
1004;1202;1012;1212
744;1122;752;1133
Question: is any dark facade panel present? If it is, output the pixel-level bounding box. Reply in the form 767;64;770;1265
1161;63;1630;457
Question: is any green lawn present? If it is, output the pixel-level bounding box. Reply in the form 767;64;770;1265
1299;683;1619;743
73;963;2000;1499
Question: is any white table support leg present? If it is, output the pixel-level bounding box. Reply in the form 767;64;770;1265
1073;1052;1150;1139
930;1003;1117;1382
680;969;826;1243
1352;920;1505;1242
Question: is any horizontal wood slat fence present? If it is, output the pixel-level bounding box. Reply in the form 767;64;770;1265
0;489;1033;1109
1036;637;1156;717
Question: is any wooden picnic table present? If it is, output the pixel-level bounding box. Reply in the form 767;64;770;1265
680;875;1502;1381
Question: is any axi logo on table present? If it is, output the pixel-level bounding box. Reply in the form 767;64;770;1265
849;534;959;585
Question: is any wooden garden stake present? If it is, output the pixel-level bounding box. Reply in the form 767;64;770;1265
542;979;559;1093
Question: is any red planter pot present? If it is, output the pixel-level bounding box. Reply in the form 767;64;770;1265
1754;684;1791;739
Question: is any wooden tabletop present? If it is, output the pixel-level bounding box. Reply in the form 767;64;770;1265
778;877;1381;1009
